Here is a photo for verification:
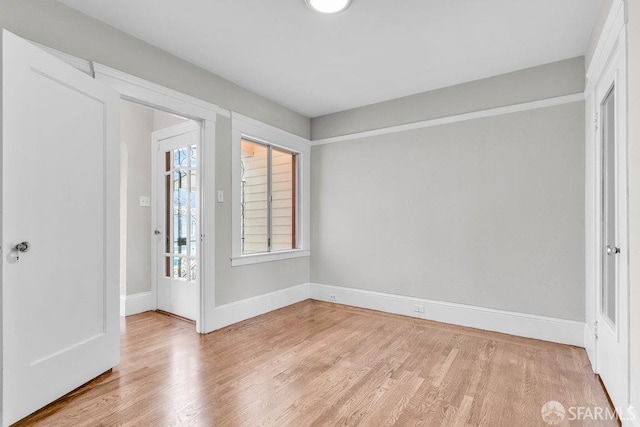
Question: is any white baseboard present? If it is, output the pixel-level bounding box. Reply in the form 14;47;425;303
309;283;585;347
120;291;155;316
122;282;585;347
211;283;310;331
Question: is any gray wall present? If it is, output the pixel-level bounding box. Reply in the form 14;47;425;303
120;101;153;296
153;110;188;132
215;116;310;305
311;57;584;140
311;64;586;321
626;0;640;415
0;0;311;305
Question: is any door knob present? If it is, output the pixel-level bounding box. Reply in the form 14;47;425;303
606;245;620;256
15;242;30;253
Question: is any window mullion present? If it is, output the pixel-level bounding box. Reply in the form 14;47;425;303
267;145;273;252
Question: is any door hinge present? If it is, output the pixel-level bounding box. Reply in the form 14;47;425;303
268;238;271;248
593;320;598;340
594;112;599;131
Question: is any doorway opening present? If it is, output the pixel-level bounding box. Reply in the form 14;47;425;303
120;99;201;324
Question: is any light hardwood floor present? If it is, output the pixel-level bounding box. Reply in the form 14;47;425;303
16;300;616;426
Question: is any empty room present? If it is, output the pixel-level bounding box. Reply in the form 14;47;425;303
1;0;639;425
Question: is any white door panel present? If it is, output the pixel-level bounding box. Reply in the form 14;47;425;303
593;40;629;413
153;122;200;321
1;30;120;426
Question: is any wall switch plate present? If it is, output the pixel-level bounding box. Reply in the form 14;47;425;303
139;196;150;207
217;190;224;203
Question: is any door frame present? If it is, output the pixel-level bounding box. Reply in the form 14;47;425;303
584;0;630;417
94;63;226;333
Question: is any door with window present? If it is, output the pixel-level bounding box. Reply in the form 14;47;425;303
153;122;200;321
594;50;629;412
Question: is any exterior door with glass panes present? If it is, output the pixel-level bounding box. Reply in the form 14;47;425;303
153;121;200;320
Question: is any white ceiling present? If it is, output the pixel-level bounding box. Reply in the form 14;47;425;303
58;0;602;118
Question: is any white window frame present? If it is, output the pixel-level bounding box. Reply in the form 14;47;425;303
231;113;311;266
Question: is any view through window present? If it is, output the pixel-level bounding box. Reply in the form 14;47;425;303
241;138;297;254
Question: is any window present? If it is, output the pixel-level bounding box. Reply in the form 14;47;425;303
231;113;310;266
241;139;297;254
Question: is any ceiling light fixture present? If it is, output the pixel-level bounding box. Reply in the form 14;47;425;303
305;0;351;14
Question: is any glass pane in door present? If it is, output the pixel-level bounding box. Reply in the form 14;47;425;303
164;145;197;281
602;86;616;325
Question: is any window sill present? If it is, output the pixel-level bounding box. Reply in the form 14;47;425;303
231;249;311;267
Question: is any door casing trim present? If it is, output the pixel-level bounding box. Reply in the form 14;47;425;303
95;63;220;334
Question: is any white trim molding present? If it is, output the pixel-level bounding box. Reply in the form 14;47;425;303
30;42;93;76
309;283;585;346
211;284;310;331
311;93;584;146
96;64;220;334
231;249;311;266
233;113;312;147
586;0;626;86
93;63;228;121
583;322;597;363
205;282;586;346
120;292;155;316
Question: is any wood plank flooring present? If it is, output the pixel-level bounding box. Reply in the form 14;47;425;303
15;300;616;426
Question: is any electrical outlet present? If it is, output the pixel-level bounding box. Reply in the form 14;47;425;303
413;305;425;313
329;294;337;302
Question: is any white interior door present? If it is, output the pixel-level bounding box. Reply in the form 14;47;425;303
153;122;200;321
595;49;629;412
1;30;120;426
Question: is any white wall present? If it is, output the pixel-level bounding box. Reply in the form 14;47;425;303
311;61;586;321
